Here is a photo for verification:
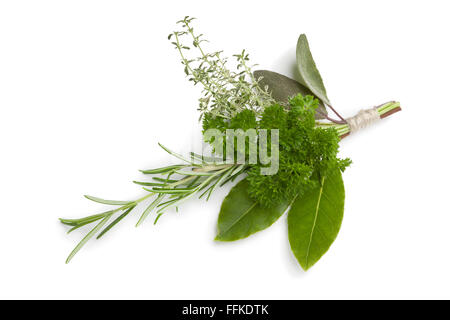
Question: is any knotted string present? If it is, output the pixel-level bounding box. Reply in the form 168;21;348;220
345;107;380;134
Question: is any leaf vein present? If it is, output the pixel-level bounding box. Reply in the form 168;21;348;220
219;202;257;236
305;176;325;267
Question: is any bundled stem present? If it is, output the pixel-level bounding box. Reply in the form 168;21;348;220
169;16;274;119
317;101;402;138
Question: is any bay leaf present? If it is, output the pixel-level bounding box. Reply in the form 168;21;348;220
288;168;345;270
254;69;327;119
84;195;132;206
215;179;288;241
296;34;331;106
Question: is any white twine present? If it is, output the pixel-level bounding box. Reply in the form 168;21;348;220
345;107;380;134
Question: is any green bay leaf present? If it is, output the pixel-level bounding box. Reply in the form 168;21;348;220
254;70;327;119
215;179;288;241
288;168;345;270
296;34;331;106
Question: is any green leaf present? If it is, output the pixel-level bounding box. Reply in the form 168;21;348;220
133;181;165;187
158;143;194;164
253;70;327;119
144;187;192;194
59;212;110;227
67;217;104;234
173;170;213;176
296;34;331;106
84;195;131;206
152;177;177;183
136;194;164;227
66;213;113;264
96;206;136;239
215;179;288;241
140;165;185;174
288;168;345;271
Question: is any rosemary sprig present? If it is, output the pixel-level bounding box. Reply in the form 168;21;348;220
60;143;242;263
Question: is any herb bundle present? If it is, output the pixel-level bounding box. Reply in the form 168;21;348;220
60;17;401;270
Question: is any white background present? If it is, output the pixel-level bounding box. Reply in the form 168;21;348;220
0;0;449;299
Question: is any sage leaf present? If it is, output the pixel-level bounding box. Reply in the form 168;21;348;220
296;34;331;106
288;169;345;270
215;179;288;241
254;70;327;119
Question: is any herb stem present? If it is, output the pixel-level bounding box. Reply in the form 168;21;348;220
316;109;347;124
173;32;218;107
316;101;402;138
326;104;347;123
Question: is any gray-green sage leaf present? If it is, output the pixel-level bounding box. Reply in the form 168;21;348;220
296;34;331;106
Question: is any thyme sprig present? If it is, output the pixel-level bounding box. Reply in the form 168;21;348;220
169;16;274;120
